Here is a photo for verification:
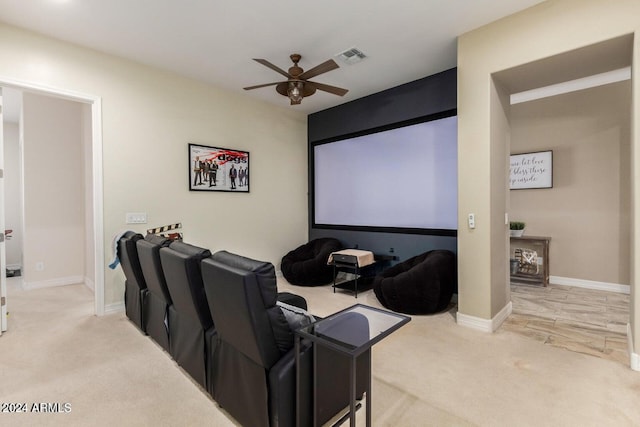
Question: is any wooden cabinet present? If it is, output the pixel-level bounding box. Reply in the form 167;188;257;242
510;235;551;286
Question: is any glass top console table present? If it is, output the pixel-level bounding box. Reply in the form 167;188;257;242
295;304;411;427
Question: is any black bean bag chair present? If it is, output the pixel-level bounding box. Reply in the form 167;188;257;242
281;238;344;286
373;250;457;315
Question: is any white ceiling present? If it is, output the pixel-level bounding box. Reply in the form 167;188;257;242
0;0;546;115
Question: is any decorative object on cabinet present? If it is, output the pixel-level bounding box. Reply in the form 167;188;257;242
510;221;526;237
510;235;551;287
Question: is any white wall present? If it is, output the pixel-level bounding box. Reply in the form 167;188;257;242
22;93;85;286
3;121;22;268
458;0;640;363
0;22;308;306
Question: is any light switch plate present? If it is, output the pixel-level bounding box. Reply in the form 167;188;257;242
126;212;147;224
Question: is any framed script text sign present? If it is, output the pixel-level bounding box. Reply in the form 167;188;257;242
510;150;553;190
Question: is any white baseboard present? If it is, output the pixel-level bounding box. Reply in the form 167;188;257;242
84;276;95;291
628;323;640;371
104;302;125;314
631;352;640;372
549;276;630;294
23;275;85;290
457;301;513;333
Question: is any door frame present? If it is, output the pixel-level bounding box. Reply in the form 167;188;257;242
0;88;6;333
0;75;104;316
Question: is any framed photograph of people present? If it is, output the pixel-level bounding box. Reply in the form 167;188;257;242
188;143;250;192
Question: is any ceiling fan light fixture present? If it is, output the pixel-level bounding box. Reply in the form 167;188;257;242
288;81;304;103
245;54;348;106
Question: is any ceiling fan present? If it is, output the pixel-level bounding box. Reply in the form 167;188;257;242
243;54;348;105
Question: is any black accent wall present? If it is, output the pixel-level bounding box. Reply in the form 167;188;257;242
308;68;457;262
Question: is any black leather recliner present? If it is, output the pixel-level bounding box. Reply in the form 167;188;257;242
137;234;172;352
118;231;147;333
201;250;368;427
159;241;216;389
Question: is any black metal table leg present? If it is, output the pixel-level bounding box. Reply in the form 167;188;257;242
333;263;336;293
350;355;357;427
313;342;317;426
366;350;372;426
354;264;359;298
295;334;301;427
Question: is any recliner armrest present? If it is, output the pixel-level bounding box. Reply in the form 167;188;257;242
277;292;307;310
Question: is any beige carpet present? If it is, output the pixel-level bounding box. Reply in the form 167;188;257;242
2;277;640;426
1;279;234;427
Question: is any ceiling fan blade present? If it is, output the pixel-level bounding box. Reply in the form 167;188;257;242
298;59;339;80
307;81;349;97
253;59;291;78
243;82;283;90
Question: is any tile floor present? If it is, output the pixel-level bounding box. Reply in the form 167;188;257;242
501;283;630;366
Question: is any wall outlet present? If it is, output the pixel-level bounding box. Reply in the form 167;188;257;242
35;261;44;272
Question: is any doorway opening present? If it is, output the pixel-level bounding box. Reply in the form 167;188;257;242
1;78;104;320
491;34;633;365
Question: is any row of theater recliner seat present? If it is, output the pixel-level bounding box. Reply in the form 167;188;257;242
117;232;368;427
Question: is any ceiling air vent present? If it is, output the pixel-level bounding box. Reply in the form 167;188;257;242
336;47;367;65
